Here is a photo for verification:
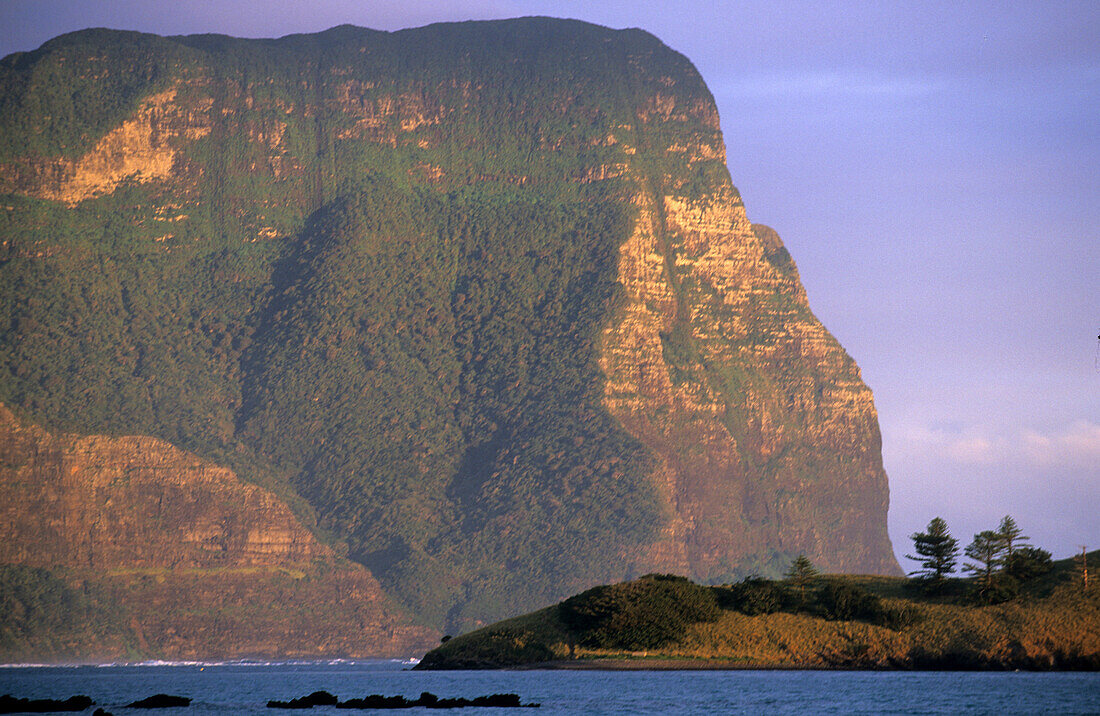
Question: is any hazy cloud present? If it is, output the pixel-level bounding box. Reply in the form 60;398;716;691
893;424;999;465
892;420;1100;471
1022;420;1100;470
720;71;944;99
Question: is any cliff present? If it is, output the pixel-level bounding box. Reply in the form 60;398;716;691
0;404;436;662
1;18;897;642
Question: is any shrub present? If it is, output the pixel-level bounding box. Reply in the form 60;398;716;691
969;579;1019;605
714;577;791;616
1003;547;1054;583
559;574;720;650
818;582;881;621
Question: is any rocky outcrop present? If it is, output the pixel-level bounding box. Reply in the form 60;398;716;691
0;404;436;660
602;124;895;579
0;87;211;205
0;404;329;569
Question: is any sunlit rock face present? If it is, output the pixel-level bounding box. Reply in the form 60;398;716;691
0;403;328;569
0;404;437;660
0;18;898;645
602;185;897;580
0;87;212;205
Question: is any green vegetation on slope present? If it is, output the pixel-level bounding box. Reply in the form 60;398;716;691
0;565;133;662
0;29;191;161
561;574;720;650
0;19;723;631
238;178;661;625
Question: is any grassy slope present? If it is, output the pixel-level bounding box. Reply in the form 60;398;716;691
417;553;1100;670
670;586;1096;668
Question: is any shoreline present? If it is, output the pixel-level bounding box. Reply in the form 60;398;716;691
3;657;1095;672
0;657;422;669
425;657;1100;672
514;658;842;671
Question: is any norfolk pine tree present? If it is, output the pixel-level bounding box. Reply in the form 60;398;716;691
907;517;959;584
784;554;820;599
964;530;1003;589
996;515;1029;556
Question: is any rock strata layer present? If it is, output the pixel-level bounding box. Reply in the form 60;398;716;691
0;405;436;661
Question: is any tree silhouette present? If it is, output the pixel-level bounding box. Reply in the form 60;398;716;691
906;517;959;583
784;554;820;598
996;515;1029;556
964;530;1003;589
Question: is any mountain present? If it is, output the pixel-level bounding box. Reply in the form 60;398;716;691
0;17;898;648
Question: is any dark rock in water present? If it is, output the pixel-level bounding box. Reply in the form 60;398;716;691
123;694;191;708
94;709;115;716
306;691;338;706
267;690;339;709
333;694;411;709
424;692;526;709
0;694;95;712
269;690;537;709
471;694;530;708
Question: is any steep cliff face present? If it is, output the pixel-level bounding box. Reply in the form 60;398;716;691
0;404;436;661
0;87;212;205
0;404;326;569
0;19;898;643
603;184;895;578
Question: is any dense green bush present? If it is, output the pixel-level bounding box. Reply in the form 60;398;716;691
965;546;1056;605
964;552;1048;606
560;575;720;650
713;577;792;615
818;582;881;621
714;575;921;630
968;580;1020;606
1003;547;1054;583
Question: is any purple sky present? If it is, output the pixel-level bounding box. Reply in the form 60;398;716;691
3;1;1097;569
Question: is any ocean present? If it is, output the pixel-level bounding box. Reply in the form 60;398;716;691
1;659;1096;714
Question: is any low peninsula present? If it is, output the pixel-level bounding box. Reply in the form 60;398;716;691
416;551;1099;671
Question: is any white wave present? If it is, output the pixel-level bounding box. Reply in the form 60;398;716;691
4;657;422;669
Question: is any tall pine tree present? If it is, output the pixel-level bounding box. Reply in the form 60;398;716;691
996;515;1029;556
907;517;959;583
784;554;820;599
964;530;1003;588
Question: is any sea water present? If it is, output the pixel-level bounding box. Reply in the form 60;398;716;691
1;659;1096;715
